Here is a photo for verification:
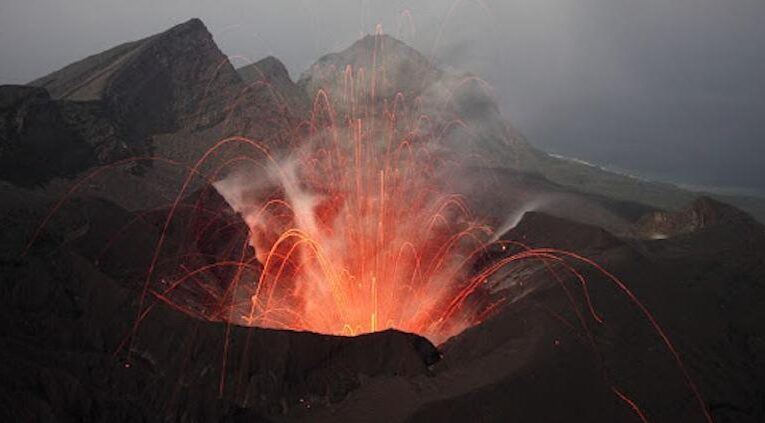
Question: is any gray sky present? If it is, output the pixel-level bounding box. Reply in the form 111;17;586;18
1;0;763;194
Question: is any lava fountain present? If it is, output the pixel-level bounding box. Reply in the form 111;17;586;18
211;37;506;344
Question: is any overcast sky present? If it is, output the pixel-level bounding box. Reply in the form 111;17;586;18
1;0;763;195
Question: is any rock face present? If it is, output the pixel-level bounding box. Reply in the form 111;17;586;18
30;18;242;133
632;196;761;239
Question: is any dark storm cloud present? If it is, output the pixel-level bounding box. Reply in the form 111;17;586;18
1;0;763;193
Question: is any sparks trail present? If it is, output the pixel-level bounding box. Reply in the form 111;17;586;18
612;387;651;423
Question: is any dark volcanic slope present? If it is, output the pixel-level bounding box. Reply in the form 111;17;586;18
533;135;765;224
3;176;764;421
297;202;765;423
0;86;98;186
0;183;439;421
632;196;760;239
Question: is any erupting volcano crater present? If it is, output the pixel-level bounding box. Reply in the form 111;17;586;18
147;32;537;344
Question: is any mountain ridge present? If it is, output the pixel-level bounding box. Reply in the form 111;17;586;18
12;19;765;223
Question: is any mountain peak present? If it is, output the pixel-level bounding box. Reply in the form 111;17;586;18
298;32;440;101
236;56;309;115
29;17;241;134
296;32;530;169
156;17;210;43
29;18;213;101
354;33;411;49
179;17;206;30
238;56;291;84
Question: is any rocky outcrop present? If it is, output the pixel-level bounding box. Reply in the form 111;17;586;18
0;85;95;186
632;196;761;239
0;84;153;187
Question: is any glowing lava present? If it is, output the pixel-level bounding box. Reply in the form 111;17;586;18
212;36;503;344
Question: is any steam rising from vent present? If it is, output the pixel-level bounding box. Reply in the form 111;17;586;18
489;196;552;244
211;120;492;343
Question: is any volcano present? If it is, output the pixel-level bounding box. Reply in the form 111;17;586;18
1;18;764;422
